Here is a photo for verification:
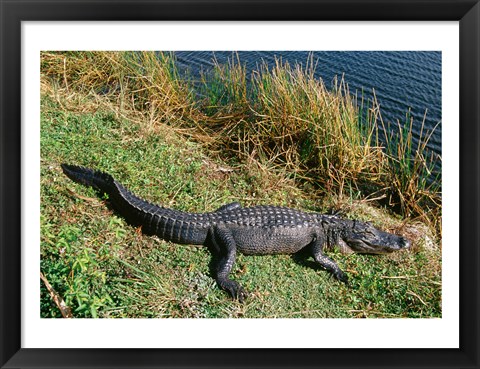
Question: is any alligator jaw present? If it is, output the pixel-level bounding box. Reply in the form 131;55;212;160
343;230;411;254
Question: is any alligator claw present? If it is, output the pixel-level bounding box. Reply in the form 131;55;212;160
219;280;248;302
235;287;248;303
335;271;349;285
231;285;248;303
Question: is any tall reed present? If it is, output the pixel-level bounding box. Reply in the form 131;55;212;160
379;107;441;229
198;56;385;194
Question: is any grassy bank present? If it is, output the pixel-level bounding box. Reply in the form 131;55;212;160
40;51;441;318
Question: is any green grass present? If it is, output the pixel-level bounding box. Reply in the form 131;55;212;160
40;51;441;318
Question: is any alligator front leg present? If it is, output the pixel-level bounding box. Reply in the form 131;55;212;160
209;224;248;302
310;236;348;284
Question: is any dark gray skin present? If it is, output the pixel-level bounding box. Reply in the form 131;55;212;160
61;164;411;302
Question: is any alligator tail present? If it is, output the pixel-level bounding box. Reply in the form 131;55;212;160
61;164;114;194
61;164;210;245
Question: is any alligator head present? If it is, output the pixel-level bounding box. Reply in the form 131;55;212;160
337;219;410;254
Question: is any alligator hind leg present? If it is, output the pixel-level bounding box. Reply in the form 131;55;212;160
310;237;348;284
209;224;247;302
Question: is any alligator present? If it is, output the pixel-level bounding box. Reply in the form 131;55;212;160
61;164;411;302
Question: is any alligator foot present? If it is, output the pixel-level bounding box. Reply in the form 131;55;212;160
314;254;350;285
310;237;349;285
217;279;248;302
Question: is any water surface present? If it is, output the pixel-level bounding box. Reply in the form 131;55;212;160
173;51;442;171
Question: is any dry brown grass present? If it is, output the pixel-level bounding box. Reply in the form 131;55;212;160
41;51;205;134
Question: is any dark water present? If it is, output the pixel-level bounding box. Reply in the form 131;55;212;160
173;51;442;170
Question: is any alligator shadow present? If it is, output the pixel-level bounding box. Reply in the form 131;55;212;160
291;249;354;287
290;248;322;271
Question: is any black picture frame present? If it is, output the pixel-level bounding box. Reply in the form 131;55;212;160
1;0;479;368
